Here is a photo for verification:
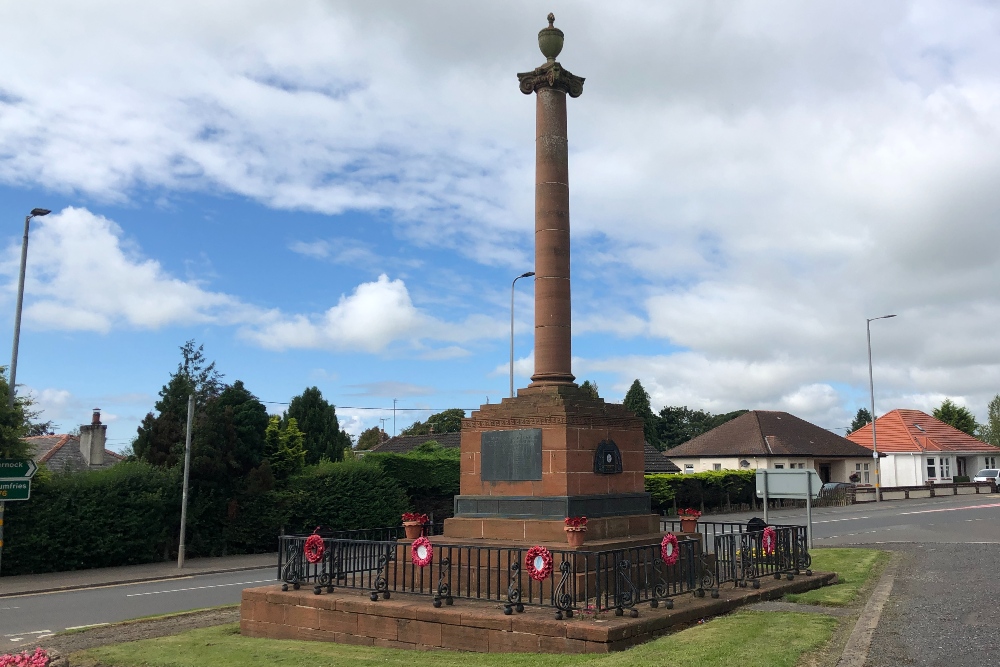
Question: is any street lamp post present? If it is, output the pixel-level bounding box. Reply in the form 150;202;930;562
8;208;50;410
867;314;896;502
510;271;535;398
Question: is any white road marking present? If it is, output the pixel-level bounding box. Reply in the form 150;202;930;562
64;623;109;631
125;579;272;597
0;606;19;610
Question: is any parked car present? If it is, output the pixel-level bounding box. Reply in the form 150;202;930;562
973;469;1000;485
819;482;854;498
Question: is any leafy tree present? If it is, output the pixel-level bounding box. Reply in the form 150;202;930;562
190;380;270;492
356;426;386;450
623;379;660;449
284;387;350;463
849;408;873;434
976;395;1000;447
579;380;600;400
266;416;306;479
0;368;33;459
933;398;979;436
401;409;465;436
133;340;225;467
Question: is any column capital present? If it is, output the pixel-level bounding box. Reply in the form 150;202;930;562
517;61;585;98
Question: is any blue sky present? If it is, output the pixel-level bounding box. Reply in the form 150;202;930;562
3;1;1000;450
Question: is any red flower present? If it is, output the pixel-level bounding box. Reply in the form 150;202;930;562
525;546;553;581
401;512;428;524
563;516;588;528
678;508;702;519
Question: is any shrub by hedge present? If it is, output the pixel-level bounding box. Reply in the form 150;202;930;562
645;470;757;514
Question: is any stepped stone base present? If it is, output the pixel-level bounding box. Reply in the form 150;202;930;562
240;570;836;653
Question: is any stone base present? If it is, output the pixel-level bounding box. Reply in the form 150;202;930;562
240;570;836;653
444;514;660;544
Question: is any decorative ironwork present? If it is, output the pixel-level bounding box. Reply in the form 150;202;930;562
505;559;524;615
553;560;574;620
614;558;639;618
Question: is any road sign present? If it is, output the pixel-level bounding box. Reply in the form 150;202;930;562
755;468;821;500
0;459;36;478
0;479;30;501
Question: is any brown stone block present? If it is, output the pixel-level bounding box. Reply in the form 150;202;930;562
259;601;287;626
522;519;566;542
414;605;462;625
397;619;443;646
264;590;289;605
336;597;376;615
319;609;358;634
538;635;573;653
296;627;338;642
482;519;525;541
510;615;566;638
335;632;374;647
489;629;540;652
241;587;268;602
239;618;262;637
444;517;484;539
460;613;512;632
565;622;611;642
375;638;417;650
239;599;259;622
357;614;399;640
541;472;568;496
285;604;320;629
441;623;489;652
546;449;568;474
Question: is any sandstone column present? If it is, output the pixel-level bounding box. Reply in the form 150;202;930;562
518;14;584;387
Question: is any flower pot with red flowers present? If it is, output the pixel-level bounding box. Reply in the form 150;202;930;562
401;512;428;540
564;516;588;547
678;508;702;533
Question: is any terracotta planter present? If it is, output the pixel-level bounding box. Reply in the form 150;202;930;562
403;521;424;540
680;518;699;533
565;527;586;547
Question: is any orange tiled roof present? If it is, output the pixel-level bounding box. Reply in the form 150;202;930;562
847;409;999;453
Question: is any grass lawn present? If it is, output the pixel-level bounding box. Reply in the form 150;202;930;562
73;611;836;667
784;547;890;606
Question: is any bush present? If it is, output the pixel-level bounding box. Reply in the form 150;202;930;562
364;443;459;519
3;461;181;575
645;470;757;514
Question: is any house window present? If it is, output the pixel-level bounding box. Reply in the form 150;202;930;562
774;463;784;469
684;464;694;474
939;457;951;478
927;457;936;479
712;463;722;471
987;456;996;469
863;463;870;483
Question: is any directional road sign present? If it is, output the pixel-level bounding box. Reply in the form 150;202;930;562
0;459;37;478
0;479;30;501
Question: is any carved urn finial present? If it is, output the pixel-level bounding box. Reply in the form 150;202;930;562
538;12;563;62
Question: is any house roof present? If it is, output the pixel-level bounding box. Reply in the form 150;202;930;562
368;431;461;454
847;409;1000;454
644;443;680;473
23;434;124;473
665;410;876;459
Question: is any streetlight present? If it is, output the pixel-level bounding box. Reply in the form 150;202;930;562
867;314;896;502
8;208;50;410
510;271;535;398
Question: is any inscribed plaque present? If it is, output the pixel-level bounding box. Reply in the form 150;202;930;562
480;429;542;481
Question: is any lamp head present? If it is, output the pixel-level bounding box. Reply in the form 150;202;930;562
30;208;51;217
521;271;535;278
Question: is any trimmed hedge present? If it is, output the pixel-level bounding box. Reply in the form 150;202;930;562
645;470;757;514
2;459;409;575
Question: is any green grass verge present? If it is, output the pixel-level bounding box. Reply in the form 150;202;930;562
56;605;239;636
73;611;835;667
784;547;889;606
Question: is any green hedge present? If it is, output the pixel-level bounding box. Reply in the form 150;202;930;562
645;470;757;514
364;444;459;520
2;459;410;575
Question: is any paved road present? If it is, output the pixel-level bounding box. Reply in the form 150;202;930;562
704;492;1000;545
709;494;1000;666
0;566;274;648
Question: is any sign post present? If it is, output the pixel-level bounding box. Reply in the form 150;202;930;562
755;469;821;549
0;458;38;576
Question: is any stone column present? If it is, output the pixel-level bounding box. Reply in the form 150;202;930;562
518;14;584;387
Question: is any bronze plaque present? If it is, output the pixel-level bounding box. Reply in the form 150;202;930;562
481;429;542;481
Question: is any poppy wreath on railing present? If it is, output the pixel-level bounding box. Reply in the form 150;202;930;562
410;536;433;568
660;533;679;566
761;526;777;556
525;545;553;581
304;531;325;564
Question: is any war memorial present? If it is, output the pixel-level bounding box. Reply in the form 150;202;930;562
240;15;829;653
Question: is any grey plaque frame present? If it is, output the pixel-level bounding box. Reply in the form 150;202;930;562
480;429;542;481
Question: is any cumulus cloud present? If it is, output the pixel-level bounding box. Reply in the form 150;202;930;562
4;1;1000;426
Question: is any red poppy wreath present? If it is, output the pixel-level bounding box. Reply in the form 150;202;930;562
525;545;553;581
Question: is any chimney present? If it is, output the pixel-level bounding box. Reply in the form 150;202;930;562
79;408;107;467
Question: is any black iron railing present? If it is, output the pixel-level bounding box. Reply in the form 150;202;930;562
277;534;719;618
713;526;811;589
659;520;746;554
